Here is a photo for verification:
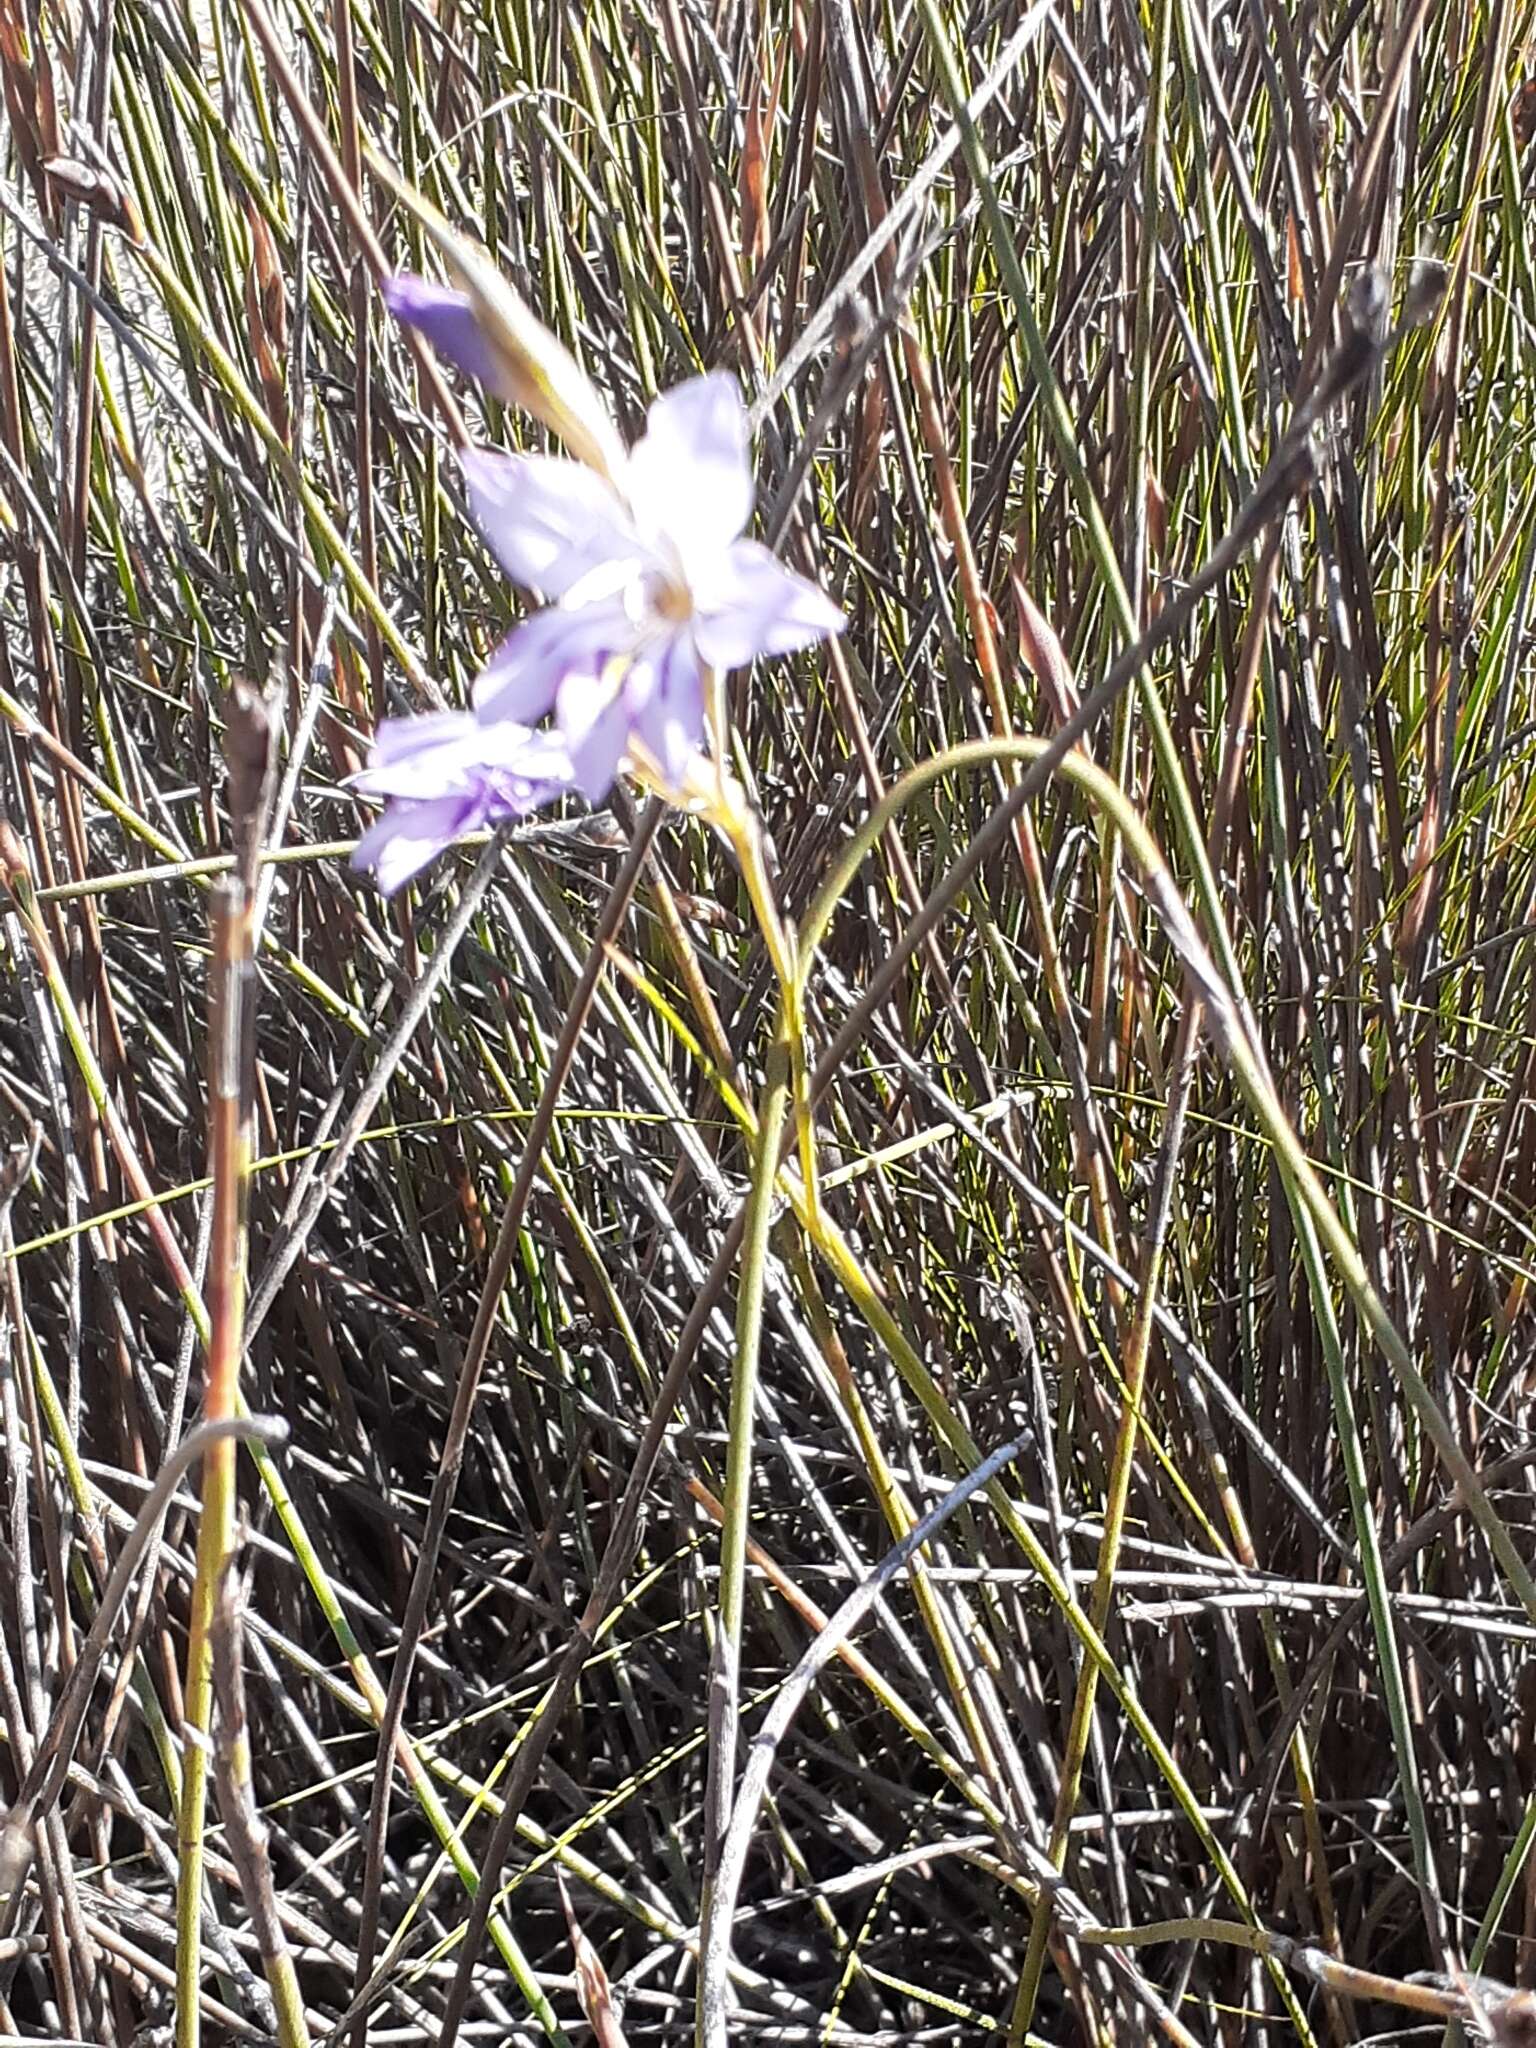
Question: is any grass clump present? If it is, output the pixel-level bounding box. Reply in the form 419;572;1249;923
4;0;1536;2042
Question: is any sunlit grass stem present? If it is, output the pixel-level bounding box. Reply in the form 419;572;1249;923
174;878;253;2048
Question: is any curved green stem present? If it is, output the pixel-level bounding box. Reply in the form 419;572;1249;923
799;738;1110;971
797;735;1536;1619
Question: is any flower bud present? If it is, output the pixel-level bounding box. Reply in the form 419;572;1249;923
443;232;626;482
383;176;626;482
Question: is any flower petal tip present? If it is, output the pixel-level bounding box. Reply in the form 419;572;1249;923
379;273;503;393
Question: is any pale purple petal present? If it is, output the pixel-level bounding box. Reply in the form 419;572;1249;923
358;710;483;779
692;539;844;670
382;275;503;393
351;711;488;799
626;373;753;567
350;708;576;892
351;709;569;798
462;450;646;599
557;671;633;801
630;637;705;789
353;795;477;895
474;598;637;724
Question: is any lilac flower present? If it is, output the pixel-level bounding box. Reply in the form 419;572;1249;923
350;711;572;895
383;270;844;801
466;375;843;798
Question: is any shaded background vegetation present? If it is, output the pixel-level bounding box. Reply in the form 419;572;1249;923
3;0;1536;2038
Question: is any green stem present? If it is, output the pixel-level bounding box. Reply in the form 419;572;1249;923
696;794;802;2046
695;1022;792;2047
721;788;823;1216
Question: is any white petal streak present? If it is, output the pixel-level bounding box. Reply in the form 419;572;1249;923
632;638;705;787
463;450;644;599
557;671;633;800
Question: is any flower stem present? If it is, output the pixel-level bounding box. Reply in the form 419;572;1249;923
696;1013;793;2048
723;797;823;1227
695;790;808;2047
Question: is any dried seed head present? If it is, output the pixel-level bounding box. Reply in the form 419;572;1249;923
0;815;31;894
1491;1991;1536;2048
1346;263;1391;349
1403;255;1450;328
244;197;288;353
42;156;142;240
224;676;278;871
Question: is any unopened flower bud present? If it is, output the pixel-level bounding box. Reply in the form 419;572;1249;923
385;203;626;483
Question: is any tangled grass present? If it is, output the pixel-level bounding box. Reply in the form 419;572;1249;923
4;0;1536;2040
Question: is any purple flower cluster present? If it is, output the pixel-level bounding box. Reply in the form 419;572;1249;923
352;275;844;892
350;712;572;896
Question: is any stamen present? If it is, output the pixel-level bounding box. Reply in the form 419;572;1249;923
652;576;695;624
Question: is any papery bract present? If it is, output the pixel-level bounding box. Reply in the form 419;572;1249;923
382;254;626;481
